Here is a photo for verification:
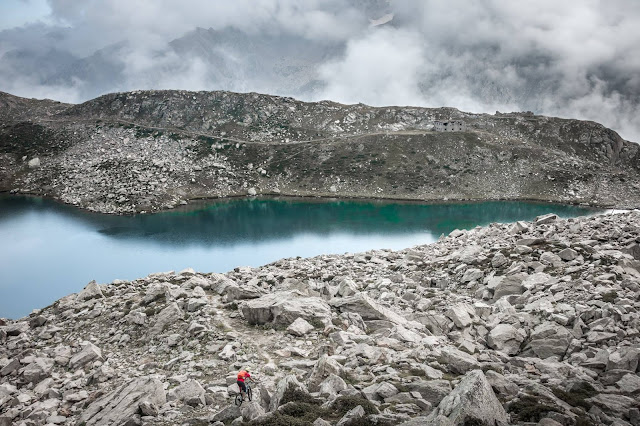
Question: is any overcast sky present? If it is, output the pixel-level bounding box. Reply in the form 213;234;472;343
1;0;639;141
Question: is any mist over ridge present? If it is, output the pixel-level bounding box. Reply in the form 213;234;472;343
1;0;639;141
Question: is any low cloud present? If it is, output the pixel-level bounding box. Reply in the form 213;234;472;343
1;0;639;141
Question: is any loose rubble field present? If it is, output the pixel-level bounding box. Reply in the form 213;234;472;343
2;210;639;425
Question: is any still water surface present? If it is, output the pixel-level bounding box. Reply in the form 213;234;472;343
0;195;600;319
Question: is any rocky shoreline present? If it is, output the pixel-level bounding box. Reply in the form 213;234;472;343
2;210;639;425
2;89;640;215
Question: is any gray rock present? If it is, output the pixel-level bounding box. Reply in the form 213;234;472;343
455;245;483;264
439;347;480;374
425;369;508;425
241;401;265;421
337;405;366;426
222;282;264;301
462;268;483;283
0;358;20;376
149;302;182;336
485;370;520;398
558;248;579;261
509;221;529;235
318;374;347;396
286;317;315;336
607;348;640;372
493;273;526;300
407;380;452;405
445;303;475;328
535;213;558;225
167;379;206;406
139;400;159;416
77;280;104;301
363;381;399;401
22;357;54;383
330;292;407;325
587;393;637;420
526;322;572;359
270;375;309;411
617;373;640;394
126;311;146;326
186;297;208;312
487;324;525;356
5;321;29;336
69;342;102;369
240;291;331;326
211;405;241;423
308;355;345;391
80;376;166;426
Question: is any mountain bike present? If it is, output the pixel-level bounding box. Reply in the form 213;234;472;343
234;382;253;406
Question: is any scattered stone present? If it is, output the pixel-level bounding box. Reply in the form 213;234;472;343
69;342;102;369
425;370;508;425
286;317;315;336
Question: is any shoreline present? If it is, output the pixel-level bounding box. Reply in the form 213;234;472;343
1;189;622;217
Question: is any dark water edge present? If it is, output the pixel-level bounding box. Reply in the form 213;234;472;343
0;195;602;319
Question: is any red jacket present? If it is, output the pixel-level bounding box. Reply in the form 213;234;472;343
237;370;251;382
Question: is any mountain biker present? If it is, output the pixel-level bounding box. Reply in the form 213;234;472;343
237;368;252;401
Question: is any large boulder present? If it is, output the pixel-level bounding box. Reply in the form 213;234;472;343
407;380;452;406
240;291;331;326
330;292;407;325
487;324;526;356
69;342;103;370
270;375;310;411
438;347;480;374
22;357;54;383
492;273;526;300
318;374;348;396
525;322;573;359
149;302;183;336
167;379;206;406
425;370;508;425
242;401;265;421
80;376;166;426
76;280;104;301
287;317;315;336
308;355;345;391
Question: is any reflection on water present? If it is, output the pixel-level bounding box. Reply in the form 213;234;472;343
0;195;600;319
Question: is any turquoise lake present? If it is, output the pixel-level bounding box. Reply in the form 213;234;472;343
0;195;601;319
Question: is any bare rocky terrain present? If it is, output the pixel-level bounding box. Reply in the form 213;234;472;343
1;211;640;425
1;89;639;214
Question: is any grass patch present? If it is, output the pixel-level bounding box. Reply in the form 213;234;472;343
601;291;618;303
331;396;379;416
280;385;320;406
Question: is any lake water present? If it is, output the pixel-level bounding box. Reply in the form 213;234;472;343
0;195;600;319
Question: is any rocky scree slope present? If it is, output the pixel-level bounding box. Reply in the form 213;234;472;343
1;90;639;214
1;211;640;425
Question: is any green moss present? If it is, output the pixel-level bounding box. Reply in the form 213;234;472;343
508;395;560;422
601;291;618;303
280;385;320;406
552;382;597;410
331;396;379;416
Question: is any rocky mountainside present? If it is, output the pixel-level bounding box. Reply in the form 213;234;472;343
1;211;639;425
1;89;639;214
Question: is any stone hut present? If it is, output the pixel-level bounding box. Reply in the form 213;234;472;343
434;120;466;132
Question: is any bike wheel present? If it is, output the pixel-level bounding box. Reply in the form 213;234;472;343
247;386;253;401
235;393;243;406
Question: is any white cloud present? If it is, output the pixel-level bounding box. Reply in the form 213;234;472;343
0;0;639;141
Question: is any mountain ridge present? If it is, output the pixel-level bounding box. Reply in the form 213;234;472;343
1;89;639;214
